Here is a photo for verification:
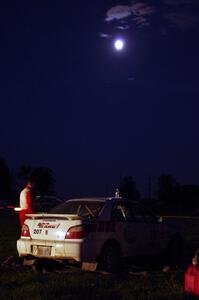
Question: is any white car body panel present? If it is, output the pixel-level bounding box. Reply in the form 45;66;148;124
17;198;182;263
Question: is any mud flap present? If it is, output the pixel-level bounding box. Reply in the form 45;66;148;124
82;262;98;272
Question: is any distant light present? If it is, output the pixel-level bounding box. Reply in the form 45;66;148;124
114;39;124;51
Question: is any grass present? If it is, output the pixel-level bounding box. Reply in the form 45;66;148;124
0;213;196;300
0;269;186;300
0;212;20;260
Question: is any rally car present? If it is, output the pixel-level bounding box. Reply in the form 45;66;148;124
17;197;184;271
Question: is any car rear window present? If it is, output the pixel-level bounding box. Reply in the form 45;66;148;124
50;201;105;218
35;197;63;212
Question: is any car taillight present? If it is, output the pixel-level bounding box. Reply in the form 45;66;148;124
65;225;89;239
21;224;30;238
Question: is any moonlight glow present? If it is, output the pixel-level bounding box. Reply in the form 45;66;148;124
114;39;124;51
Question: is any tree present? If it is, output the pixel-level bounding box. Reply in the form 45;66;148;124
176;185;199;215
0;157;13;199
16;165;56;196
119;176;140;201
15;164;34;196
16;164;34;184
157;175;199;214
157;174;179;213
157;174;178;203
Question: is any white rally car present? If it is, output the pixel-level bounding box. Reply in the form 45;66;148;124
17;197;184;271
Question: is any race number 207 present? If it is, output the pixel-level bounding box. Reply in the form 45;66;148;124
33;229;42;234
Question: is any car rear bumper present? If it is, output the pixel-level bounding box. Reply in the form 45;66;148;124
17;238;95;262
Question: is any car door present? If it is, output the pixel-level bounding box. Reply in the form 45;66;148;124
111;202;145;257
129;202;164;255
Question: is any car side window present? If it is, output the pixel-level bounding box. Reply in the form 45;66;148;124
112;203;135;222
129;203;157;223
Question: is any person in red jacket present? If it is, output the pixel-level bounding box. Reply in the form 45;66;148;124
19;180;35;226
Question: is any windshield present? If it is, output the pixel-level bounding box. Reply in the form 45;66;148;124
50;201;105;218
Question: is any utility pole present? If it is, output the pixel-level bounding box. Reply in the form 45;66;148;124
105;184;109;196
119;171;122;185
148;176;152;199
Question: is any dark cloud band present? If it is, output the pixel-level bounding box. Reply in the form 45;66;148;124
105;1;199;30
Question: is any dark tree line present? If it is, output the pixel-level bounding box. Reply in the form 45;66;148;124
0;158;55;203
156;174;199;215
0;156;199;215
119;176;140;201
17;165;55;196
0;157;13;199
119;174;199;215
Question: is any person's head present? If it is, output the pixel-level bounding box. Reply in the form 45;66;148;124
26;180;35;189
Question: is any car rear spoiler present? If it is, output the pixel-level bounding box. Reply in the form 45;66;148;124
25;213;81;220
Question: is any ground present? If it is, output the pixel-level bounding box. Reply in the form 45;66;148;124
0;212;197;300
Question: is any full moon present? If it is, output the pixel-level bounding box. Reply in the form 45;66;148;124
114;39;124;51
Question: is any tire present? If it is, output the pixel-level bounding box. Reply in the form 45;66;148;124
166;235;183;267
99;241;121;273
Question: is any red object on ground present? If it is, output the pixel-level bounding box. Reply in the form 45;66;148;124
185;265;199;296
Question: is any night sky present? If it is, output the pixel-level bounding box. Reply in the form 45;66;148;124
1;0;199;198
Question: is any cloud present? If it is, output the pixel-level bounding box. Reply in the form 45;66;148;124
132;16;150;28
116;25;129;30
105;5;132;22
128;77;135;81
99;33;111;38
105;1;199;30
165;12;199;29
162;0;199;29
105;3;156;28
131;2;156;17
163;0;195;5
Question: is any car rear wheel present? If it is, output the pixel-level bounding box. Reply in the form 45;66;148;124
99;241;121;273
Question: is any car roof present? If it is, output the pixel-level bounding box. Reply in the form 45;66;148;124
65;197;139;204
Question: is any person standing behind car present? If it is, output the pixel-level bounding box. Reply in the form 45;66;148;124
19;180;35;226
